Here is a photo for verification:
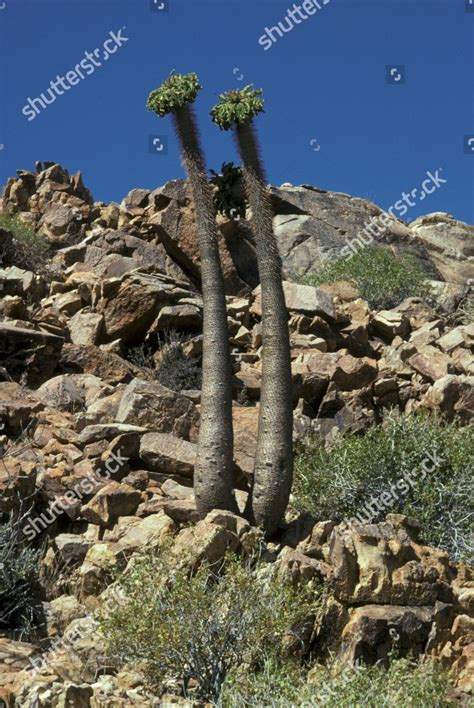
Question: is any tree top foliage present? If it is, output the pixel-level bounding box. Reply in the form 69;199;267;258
147;71;202;117
210;85;265;131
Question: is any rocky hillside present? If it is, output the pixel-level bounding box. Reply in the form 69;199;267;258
0;162;473;705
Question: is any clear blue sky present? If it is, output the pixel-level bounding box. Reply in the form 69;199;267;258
0;0;473;223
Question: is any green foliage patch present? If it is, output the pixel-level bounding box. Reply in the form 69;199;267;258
210;85;265;131
293;413;474;561
146;71;202;117
301;246;429;309
222;653;455;707
0;213;49;258
99;553;320;703
210;161;248;219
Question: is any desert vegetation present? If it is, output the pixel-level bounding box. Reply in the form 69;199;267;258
100;553;319;703
293;413;474;561
302;246;429;309
0;507;42;638
211;85;294;535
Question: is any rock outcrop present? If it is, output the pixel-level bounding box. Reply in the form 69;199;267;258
0;163;472;705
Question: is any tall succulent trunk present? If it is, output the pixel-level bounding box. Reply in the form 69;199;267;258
234;121;293;535
173;105;237;516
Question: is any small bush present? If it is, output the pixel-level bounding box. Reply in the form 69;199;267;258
456;297;474;325
126;333;201;392
154;332;201;391
301;246;428;309
99;554;319;703
210;162;247;219
222;653;455;707
126;342;155;370
0;213;49;275
0;508;42;635
0;214;48;253
293;413;473;561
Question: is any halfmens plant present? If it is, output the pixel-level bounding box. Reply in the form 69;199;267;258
211;86;293;535
147;72;237;516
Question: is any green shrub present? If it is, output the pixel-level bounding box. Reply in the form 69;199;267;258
0;508;41;635
99;554;319;703
0;213;49;274
301;246;429;309
222;653;455;707
210;84;265;131
293;413;473;561
0;213;48;254
146;71;202;117
210;161;247;219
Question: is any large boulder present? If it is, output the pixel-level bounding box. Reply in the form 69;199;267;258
410;213;474;285
268;185;440;280
148;179;253;294
251;281;336;321
139;431;197;477
81;481;142;527
116;378;199;441
338;604;434;664
99;271;194;343
330;515;452;606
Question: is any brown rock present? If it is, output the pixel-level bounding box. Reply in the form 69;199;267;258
252;281;336;322
171;519;240;570
68;309;104;346
338;604;434;664
60;344;147;385
420;375;474;422
371;310;411;342
116;378;199;442
332;354;378;391
232;405;259;477
278;549;332;585
81;481;142;526
115;511;176;552
140;432;197;477
330;515;452;606
407;345;454;382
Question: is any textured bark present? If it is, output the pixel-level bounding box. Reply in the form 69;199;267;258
173;106;237;516
235;121;293;535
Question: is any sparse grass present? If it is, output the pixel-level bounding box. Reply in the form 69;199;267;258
0;507;42;637
456;298;474;325
127;333;202;392
301;246;429;309
99;553;320;703
222;653;456;707
154;332;201;391
126;342;156;370
293;413;474;561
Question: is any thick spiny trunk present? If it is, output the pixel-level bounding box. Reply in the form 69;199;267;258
173;105;237;516
235;121;293;536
